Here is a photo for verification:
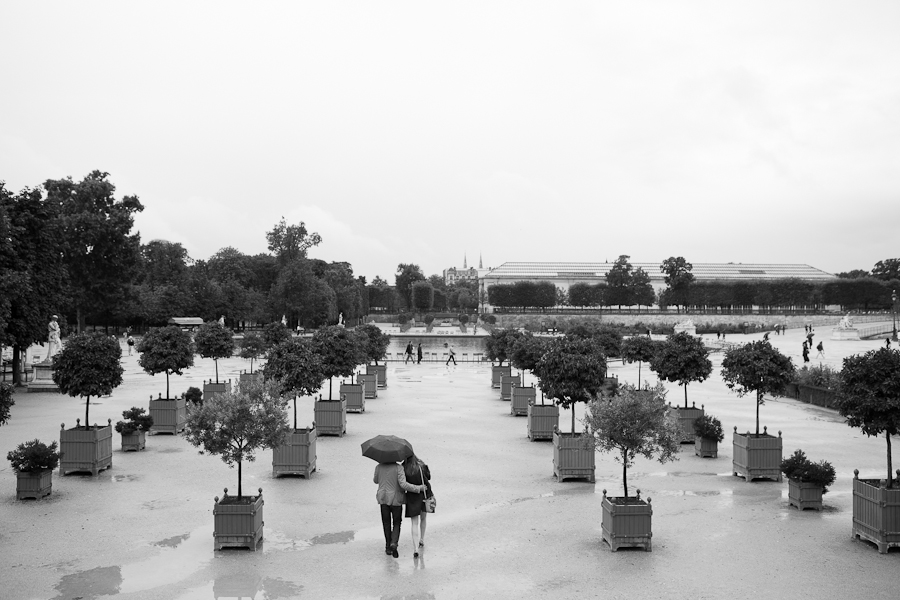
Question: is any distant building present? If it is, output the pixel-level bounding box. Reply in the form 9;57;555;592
479;261;837;309
444;253;483;285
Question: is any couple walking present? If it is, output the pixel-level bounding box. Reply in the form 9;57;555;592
373;451;433;559
404;341;423;364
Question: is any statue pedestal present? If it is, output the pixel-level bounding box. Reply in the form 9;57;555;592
831;327;860;341
674;324;697;336
27;361;60;393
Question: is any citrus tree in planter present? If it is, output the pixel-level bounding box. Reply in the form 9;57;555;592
53;332;122;475
238;331;266;380
584;382;680;551
115;407;154;452
693;414;724;458
357;323;390;388
649;332;712;442
195;321;235;398
7;439;60;499
184;386;203;407
509;333;547;418
137;326;194;434
836;346;900;553
538;335;607;482
183;379;291;550
262;321;291;348
721;340;794;483
485;328;523;387
265;338;325;477
311;326;363;400
621;335;656;387
780;449;836;511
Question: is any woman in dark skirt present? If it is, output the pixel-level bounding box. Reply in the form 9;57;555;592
401;452;432;557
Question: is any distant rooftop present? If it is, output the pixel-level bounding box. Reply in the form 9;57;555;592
483;261;836;282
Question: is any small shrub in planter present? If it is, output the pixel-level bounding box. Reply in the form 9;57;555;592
184;386;203;406
780;449;836;511
7;439;60;499
115;407;154;451
693;414;724;458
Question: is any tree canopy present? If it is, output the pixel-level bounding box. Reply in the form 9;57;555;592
484;328;524;365
356;323;391;365
136;325;195;398
837;347;900;485
649;332;712;407
312;326;364;399
53;332;124;427
621;335;657;386
537;336;607;431
264;338;325;429
194;321;235;383
720;341;795;435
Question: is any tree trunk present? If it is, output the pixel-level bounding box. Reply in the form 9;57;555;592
215;359;219;384
293;396;298;430
622;449;629;498
329;377;333;400
11;346;22;386
756;391;761;435
637;361;642;385
888;431;894;486
165;371;170;399
77;306;85;334
237;459;242;498
683;383;688;408
84;396;90;428
571;406;576;433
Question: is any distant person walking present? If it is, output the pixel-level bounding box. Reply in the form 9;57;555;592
374;461;419;558
802;343;810;364
807;332;814;349
126;335;135;356
887;338;892;348
404;342;414;364
401;452;433;558
417;342;423;364
816;341;825;359
444;342;457;365
763;332;770;341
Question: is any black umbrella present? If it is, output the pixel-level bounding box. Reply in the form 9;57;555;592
361;435;414;463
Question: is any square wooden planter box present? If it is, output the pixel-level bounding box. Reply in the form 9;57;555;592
149;396;186;434
16;469;53;500
500;374;521;401
60;419;113;476
527;403;558;441
358;373;378;399
732;427;783;482
788;478;824;511
511;386;536;417
239;371;262;384
341;382;365;413
120;430;146;452
852;470;900;554
273;426;317;478
601;491;653;552
553;430;595;483
694;437;718;458
314;399;347;437
203;379;231;402
366;364;387;389
213;488;264;551
669;403;704;443
491;365;511;388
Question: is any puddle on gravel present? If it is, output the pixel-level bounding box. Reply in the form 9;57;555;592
156;447;184;453
153;533;190;548
112;474;139;483
117;525;212;594
656;489;732;497
171;576;304;600
52;565;122;600
309;530;355;545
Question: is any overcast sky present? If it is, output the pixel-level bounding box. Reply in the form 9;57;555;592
2;2;898;282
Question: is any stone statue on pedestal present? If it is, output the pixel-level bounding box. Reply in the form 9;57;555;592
44;315;61;362
838;313;854;329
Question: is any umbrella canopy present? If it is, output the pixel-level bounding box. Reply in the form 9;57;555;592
361;435;413;463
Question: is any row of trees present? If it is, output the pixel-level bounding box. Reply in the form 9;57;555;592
367;264;479;313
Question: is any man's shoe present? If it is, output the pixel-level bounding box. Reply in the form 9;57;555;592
390;544;399;558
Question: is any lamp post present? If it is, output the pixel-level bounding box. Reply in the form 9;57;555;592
892;289;898;342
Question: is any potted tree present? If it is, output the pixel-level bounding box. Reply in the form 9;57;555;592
721;340;794;483
265;338;325;477
195;321;235;399
183;379;291;551
584;382;680;551
7;439;60;500
238;331;266;383
137;325;194;434
509;334;546;417
184;386;203;407
311;326;361;435
114;407;154;452
836;346;900;553
358;323;390;388
53;332;122;476
485;328;522;387
780;449;836;511
693;414;724;458
620;335;656;387
538;335;607;482
649;332;712;442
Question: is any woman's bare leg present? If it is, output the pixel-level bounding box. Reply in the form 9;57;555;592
419;512;427;546
409;515;420;553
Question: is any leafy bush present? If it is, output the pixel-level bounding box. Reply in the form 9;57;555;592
0;382;14;427
693;414;724;442
397;313;410;325
115;407;154;435
481;314;497;325
780;449;837;492
793;365;841;391
7;439;60;473
184;386;203;405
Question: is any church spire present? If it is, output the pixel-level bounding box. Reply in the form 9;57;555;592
479;253;483;269
463;253;467;269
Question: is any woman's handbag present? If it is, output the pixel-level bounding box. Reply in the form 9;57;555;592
420;466;436;513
